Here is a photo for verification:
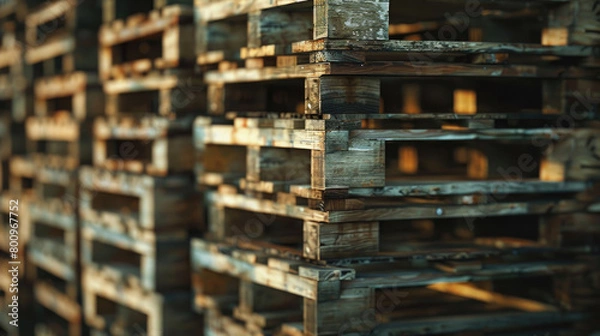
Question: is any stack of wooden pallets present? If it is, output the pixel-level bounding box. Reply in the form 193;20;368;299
21;0;104;334
80;1;204;335
191;0;600;335
0;1;33;335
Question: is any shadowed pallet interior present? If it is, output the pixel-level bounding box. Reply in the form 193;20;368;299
103;69;206;118
26;115;94;169
194;117;600;190
93;115;195;176
81;222;191;293
195;0;600;67
33;72;104;121
99;5;195;81
203;65;599;115
102;0;194;23
79;167;202;232
83;267;202;336
206;187;600;260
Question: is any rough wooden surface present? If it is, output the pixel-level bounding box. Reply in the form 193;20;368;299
103;71;205;117
81;221;191;292
203;66;598;115
33;72;103;121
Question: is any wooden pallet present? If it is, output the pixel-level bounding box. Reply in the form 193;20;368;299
0;73;30;122
24;0;101;76
206;185;600;260
99;5;195;80
93;115;194;176
25;116;94;169
203;62;599;115
33;281;83;336
0;22;30;122
195;0;599;67
103;70;205;117
102;0;193;23
204;310;589;336
79;166;202;232
33;72;103;121
8;155;35;196
195;117;600;190
81;222;190;293
83;267;202;336
191;239;598;336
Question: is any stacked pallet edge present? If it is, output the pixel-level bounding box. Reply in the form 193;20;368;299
190;0;600;335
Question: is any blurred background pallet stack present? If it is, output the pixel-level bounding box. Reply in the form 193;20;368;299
22;0;103;334
79;0;204;335
0;1;33;335
190;0;600;335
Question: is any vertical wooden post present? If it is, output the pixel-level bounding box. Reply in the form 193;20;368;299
314;0;389;40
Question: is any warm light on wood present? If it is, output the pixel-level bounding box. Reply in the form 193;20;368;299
467;149;488;179
428;283;558;312
403;84;421;114
454;89;477;115
540;159;565;182
398;146;418;174
542;28;568;46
